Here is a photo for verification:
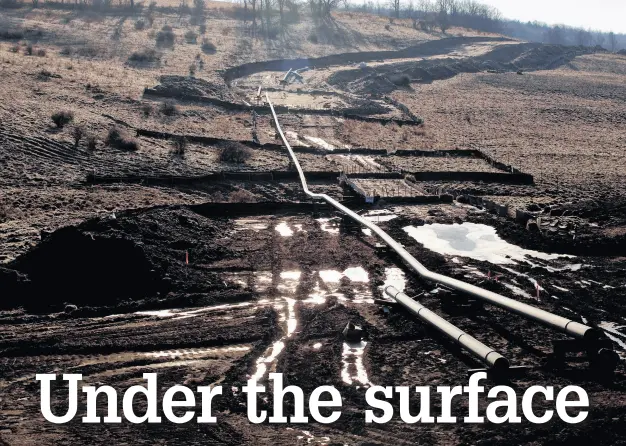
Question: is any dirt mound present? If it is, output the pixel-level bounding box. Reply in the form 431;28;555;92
5;225;162;311
2;207;240;312
149;75;236;102
329;43;597;95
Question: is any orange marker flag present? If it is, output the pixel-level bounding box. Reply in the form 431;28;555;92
185;251;189;265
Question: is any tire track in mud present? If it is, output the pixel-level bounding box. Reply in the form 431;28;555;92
0;127;209;181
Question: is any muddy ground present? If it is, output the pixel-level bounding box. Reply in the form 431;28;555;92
2;1;626;445
1;200;626;445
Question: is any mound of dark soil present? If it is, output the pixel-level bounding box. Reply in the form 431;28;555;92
5;226;161;311
150;75;236;102
2;207;237;312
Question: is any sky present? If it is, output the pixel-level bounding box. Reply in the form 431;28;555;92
480;0;626;34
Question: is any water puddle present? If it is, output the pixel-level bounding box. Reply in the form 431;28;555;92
234;219;269;232
275;221;306;237
502;283;535;300
278;270;302;294
314;267;373;304
599;321;626;354
135;302;254;320
275;222;294;237
362;209;398;223
382;267;406;295
404;223;575;267
341;341;371;387
145;345;251;359
252;295;297;381
316;217;340;235
221;268;376;385
286;428;331;445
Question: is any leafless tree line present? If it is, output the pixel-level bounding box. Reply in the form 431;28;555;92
542;24;621;51
373;0;502;33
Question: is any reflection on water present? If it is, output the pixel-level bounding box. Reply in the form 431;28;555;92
275;221;294;237
250;268;376;383
234;219;269;231
404;222;573;265
341;341;371;387
382;267;406;295
146;345;251;359
316;218;340;235
362;209;398;222
135;302;254;320
599;321;626;356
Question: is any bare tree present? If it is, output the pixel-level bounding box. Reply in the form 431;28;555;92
576;29;592;47
317;0;344;17
608;31;617;52
544;25;564;45
437;0;451;33
250;0;258;34
277;0;286;28
594;32;606;48
389;0;400;18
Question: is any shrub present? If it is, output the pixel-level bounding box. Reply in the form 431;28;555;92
145;12;155;26
228;189;256;203
36;48;46;57
308;33;318;44
159;101;178;116
141;103;153;116
385;24;391;31
9;45;19;53
24;44;33;56
201;38;216;54
199;24;206;34
37;69;54;80
184;30;197;43
51;110;74;128
0;202;10;223
128;48;160;63
106;127;139;151
171;136;187;156
390;73;411;86
86;134;97;151
72;125;84;147
156;25;175;47
135;19;146;30
60;46;72;56
189;63;196;77
219;142;250;164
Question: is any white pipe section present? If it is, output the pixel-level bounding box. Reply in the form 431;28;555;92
265;92;597;341
385;286;508;369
